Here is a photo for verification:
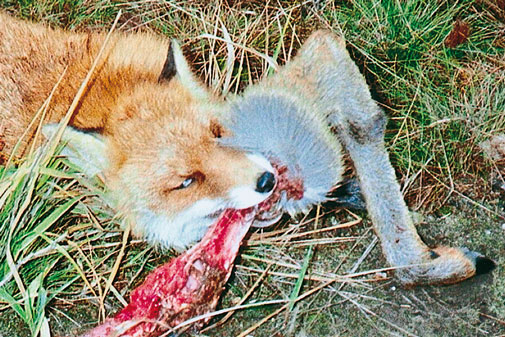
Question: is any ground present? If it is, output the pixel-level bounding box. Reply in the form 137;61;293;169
0;1;504;337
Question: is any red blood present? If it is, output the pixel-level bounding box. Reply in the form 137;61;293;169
81;165;305;337
81;208;255;337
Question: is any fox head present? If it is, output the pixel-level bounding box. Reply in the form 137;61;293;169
44;41;275;250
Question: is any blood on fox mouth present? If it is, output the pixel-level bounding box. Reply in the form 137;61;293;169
252;163;304;228
206;163;302;229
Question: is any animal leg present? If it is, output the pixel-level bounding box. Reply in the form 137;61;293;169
292;31;494;285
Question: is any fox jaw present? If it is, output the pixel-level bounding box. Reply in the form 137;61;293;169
48;124;275;250
43;41;275;251
115;143;275;251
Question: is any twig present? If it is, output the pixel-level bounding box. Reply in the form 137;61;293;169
198;34;279;70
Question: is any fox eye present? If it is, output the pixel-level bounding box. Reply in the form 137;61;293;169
175;177;195;190
173;172;205;191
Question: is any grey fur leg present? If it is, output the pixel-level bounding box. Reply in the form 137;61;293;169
291;30;494;285
246;29;494;285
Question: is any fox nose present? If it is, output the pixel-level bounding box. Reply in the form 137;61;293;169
256;171;276;193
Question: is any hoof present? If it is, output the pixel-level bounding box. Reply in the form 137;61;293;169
462;248;496;275
475;256;496;275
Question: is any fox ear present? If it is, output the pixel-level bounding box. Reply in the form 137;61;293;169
42;124;108;177
158;41;177;82
158;40;210;101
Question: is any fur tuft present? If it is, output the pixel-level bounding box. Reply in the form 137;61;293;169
221;91;343;215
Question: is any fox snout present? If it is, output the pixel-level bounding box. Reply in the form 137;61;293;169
256;171;275;193
227;153;276;209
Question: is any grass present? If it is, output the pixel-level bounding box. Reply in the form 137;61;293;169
0;0;504;336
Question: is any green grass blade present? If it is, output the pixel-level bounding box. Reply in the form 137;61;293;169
17;195;83;255
0;287;25;319
288;244;313;312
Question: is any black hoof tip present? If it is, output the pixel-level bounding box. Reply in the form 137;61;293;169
475;256;496;275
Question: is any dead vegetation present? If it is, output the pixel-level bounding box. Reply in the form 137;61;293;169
0;1;504;336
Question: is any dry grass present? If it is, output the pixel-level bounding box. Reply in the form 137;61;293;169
0;1;504;336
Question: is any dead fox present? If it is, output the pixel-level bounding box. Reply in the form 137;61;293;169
0;13;493;286
0;13;276;250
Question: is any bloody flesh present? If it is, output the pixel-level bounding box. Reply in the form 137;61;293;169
81;164;303;337
81;208;256;337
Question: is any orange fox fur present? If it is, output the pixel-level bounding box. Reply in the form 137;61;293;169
0;13;494;285
0;13;275;249
1;13;196;154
